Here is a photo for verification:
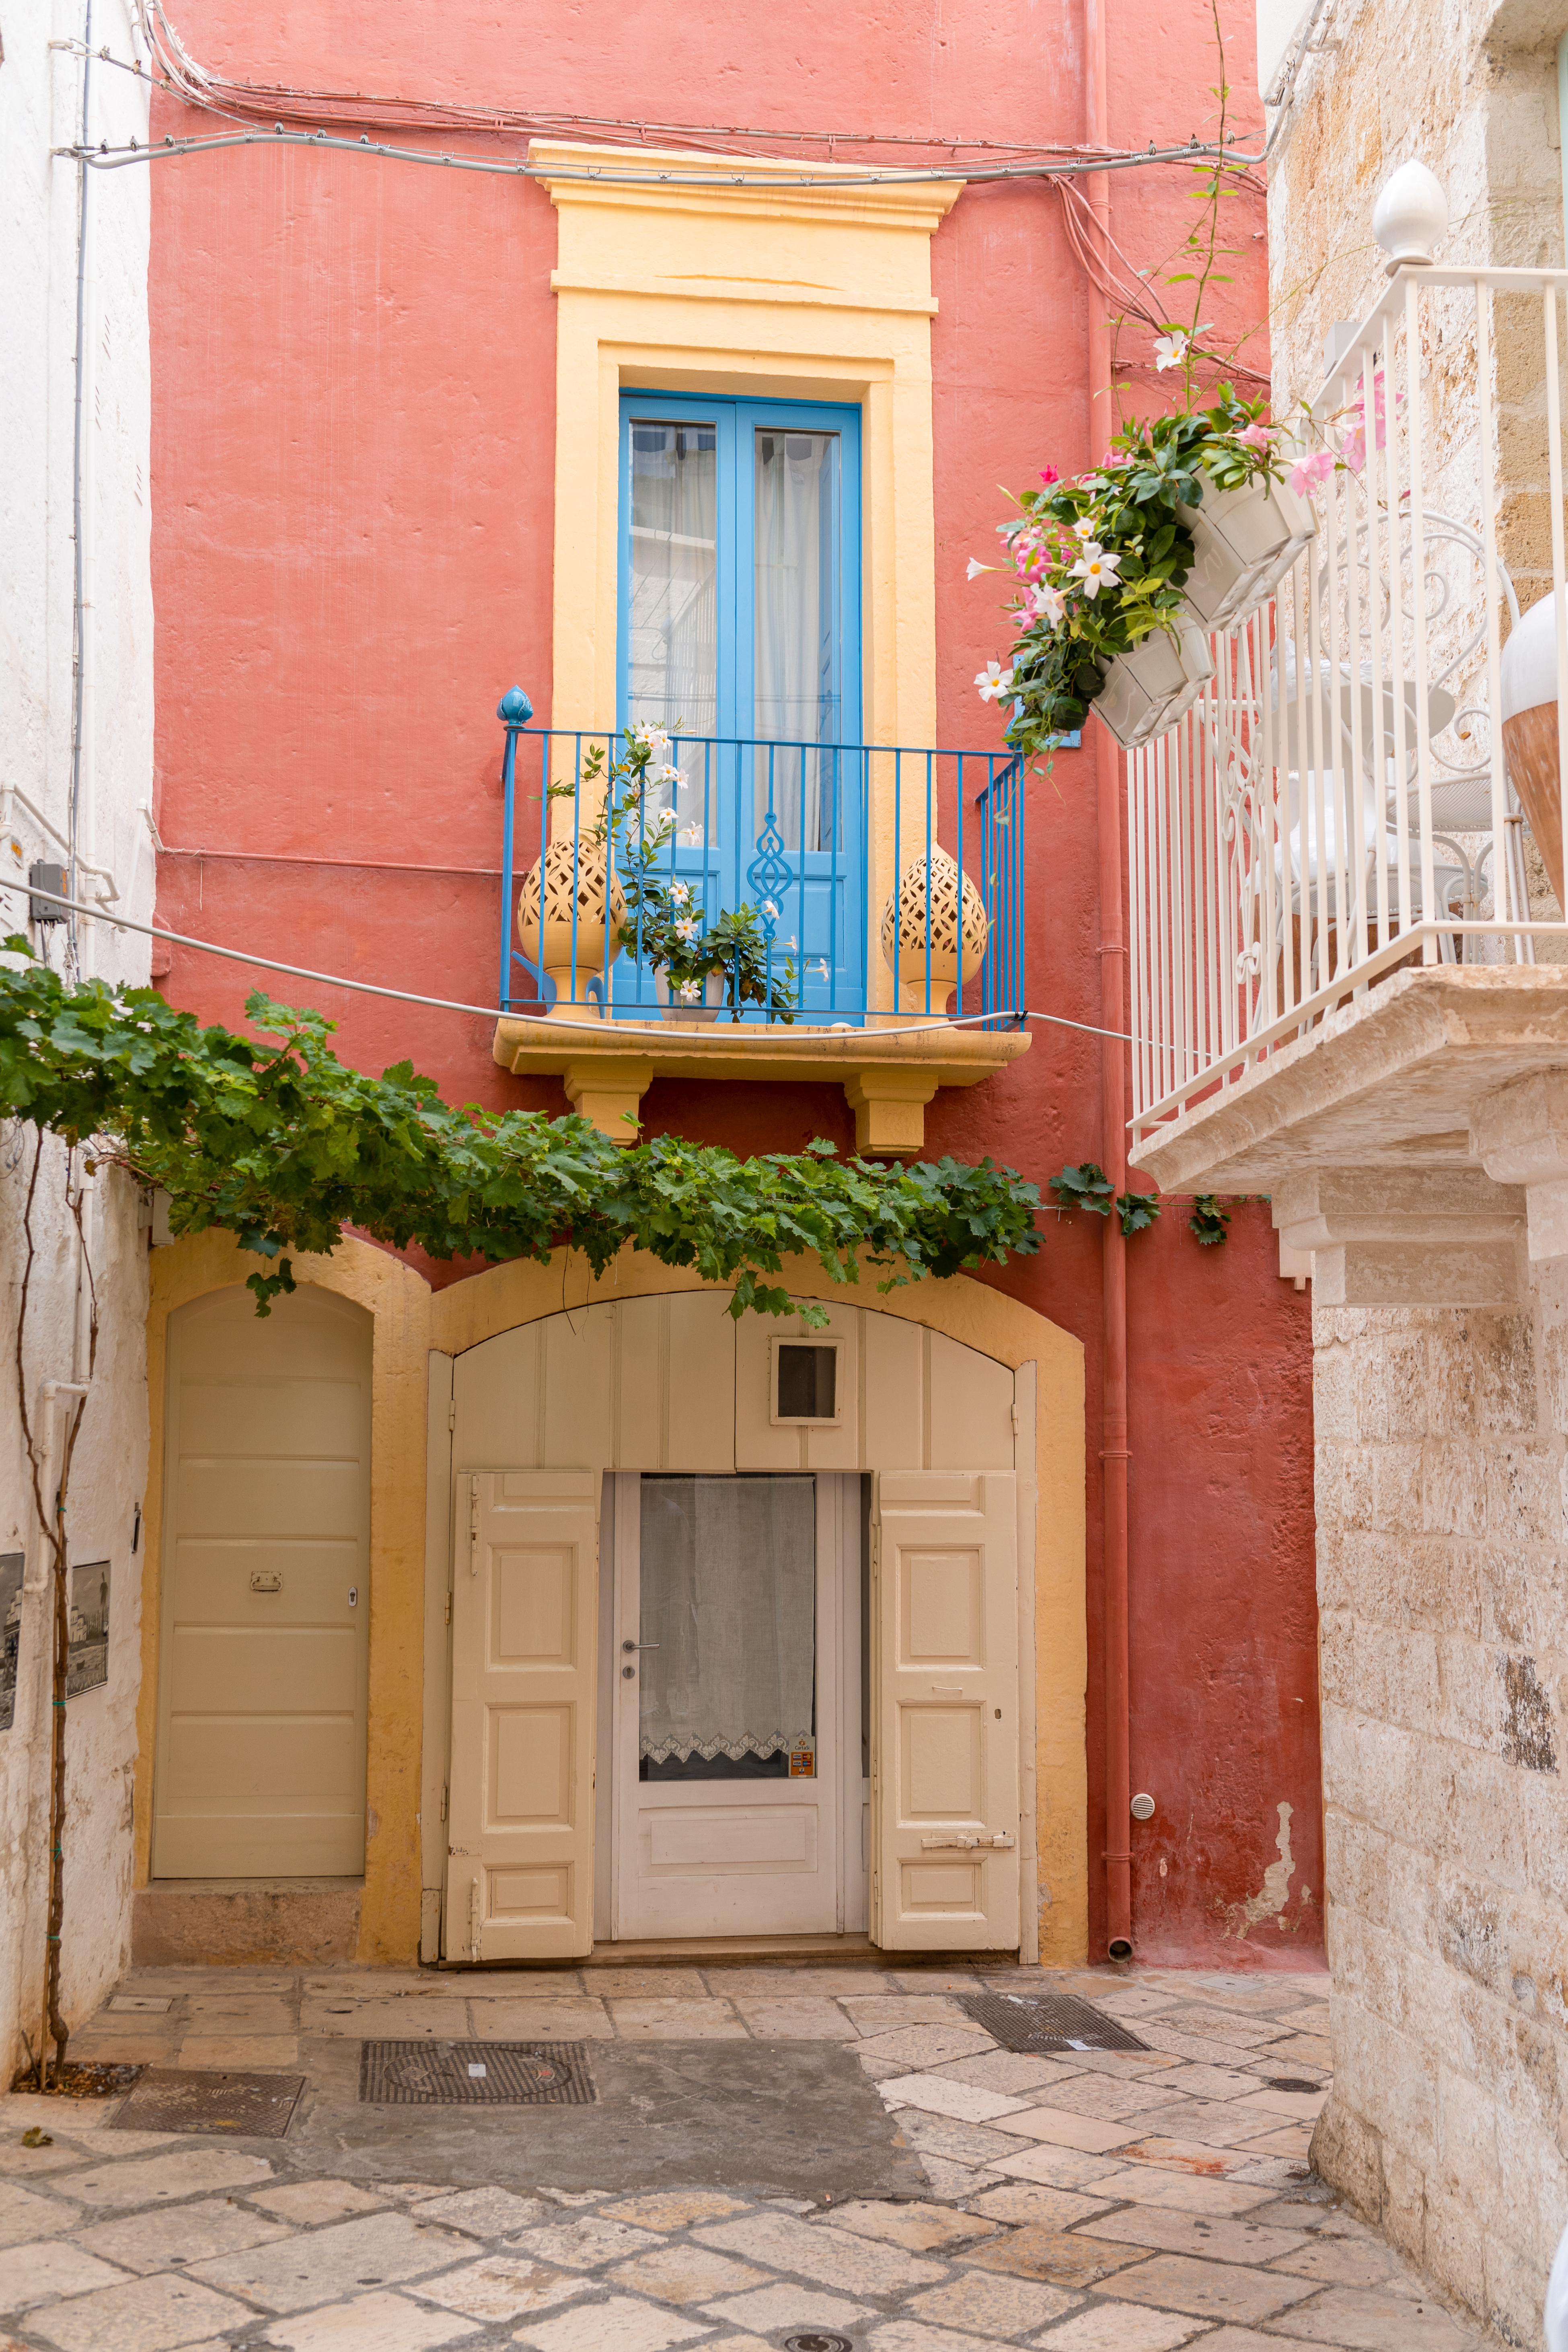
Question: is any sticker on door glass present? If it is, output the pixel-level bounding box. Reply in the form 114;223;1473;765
789;1744;816;1778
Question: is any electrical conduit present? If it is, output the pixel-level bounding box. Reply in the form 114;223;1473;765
1085;0;1134;1964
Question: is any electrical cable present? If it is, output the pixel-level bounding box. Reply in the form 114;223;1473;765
67;126;1270;185
67;0;95;975
6;880;1155;1049
129;0;1270;168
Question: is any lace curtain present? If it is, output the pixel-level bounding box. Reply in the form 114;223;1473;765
638;1475;816;1765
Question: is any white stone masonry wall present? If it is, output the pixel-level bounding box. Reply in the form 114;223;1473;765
1309;1278;1568;2346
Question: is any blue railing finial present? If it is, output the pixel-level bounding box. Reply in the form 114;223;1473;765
497;686;534;728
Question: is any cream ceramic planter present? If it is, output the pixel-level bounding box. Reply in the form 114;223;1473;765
1177;474;1317;633
880;845;990;1013
1092;615;1216;751
517;834;625;1014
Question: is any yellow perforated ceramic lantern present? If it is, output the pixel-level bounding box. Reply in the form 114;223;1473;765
880;846;988;1013
517;834;625;1016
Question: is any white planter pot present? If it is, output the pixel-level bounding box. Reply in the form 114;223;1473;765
1092;615;1216;750
655;969;726;1022
1177;474;1317;633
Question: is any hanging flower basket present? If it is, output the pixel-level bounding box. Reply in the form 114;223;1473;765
970;392;1293;760
1176;475;1317;633
1093;616;1217;751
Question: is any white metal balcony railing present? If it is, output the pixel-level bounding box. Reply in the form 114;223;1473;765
1128;265;1568;1156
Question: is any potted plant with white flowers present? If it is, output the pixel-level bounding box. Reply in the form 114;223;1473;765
973;391;1316;756
560;726;801;1023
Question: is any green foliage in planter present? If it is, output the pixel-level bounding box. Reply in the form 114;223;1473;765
562;728;799;1021
0;946;1041;1322
982;392;1284;757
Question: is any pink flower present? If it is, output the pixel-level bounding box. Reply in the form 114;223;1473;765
1039;465;1060;485
1237;421;1274;450
1287;449;1334;497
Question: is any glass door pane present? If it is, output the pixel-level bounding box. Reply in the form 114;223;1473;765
638;1475;816;1782
627;419;719;833
752;425;849;1015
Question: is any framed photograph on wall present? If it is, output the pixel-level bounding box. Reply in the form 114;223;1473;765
67;1559;110;1698
0;1555;22;1731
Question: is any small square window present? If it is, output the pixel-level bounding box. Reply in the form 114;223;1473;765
770;1337;841;1426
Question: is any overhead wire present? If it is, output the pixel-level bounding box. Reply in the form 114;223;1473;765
6;881;1155;1051
58;0;1271;182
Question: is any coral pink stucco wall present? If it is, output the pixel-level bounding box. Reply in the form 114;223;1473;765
146;0;1319;1966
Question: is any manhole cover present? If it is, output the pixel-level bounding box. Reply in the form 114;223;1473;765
959;1992;1151;2054
359;2040;596;2106
105;2069;304;2137
1264;2076;1322;2093
784;2336;854;2352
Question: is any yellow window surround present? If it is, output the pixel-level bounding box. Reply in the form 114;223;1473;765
498;142;1030;1147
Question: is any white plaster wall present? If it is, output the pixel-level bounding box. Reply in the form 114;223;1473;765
0;0;154;2086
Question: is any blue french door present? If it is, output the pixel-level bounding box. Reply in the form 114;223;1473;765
614;392;864;1018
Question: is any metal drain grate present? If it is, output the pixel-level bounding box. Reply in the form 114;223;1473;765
960;1992;1151;2055
106;2068;305;2137
359;2040;596;2106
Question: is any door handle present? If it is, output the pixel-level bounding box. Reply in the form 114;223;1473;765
919;1830;1016;1851
622;1640;659;1652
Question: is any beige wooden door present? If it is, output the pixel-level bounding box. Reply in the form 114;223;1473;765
446;1470;598;1960
870;1470;1021;1951
152;1285;370;1878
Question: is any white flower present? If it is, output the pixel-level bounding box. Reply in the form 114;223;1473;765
762;899;779;920
815;959;830;980
1069;543;1123;597
677;824;706;846
668;880;690;904
1153;330;1189;372
675;917;699;940
1022;581;1066;628
975;658;1014;703
1072;516;1098;541
966;556;997;580
677;978;703;1002
630;722;672;758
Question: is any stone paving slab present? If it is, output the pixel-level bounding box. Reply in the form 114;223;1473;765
0;1963;1493;2352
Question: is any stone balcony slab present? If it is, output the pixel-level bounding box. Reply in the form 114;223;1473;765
491;1013;1030;1154
1127;966;1568;1195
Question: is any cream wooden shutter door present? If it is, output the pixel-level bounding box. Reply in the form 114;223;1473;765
871;1471;1021;1951
446;1470;598;1961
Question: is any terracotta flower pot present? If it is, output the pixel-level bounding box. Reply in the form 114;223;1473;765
1502;590;1567;910
880;845;989;1013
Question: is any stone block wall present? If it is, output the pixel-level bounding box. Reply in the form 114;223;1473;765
1309;1283;1568;2345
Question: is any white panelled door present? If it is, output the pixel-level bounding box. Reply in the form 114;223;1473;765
612;1472;849;1940
446;1470;598;1961
871;1471;1021;1951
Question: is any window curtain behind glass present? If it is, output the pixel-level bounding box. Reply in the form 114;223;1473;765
638;1476;816;1768
754;431;839;852
628;421;718;833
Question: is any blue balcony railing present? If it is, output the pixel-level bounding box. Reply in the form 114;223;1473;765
495;692;1025;1028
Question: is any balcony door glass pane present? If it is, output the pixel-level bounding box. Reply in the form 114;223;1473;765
628;420;717;830
638;1475;816;1783
754;428;841;852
